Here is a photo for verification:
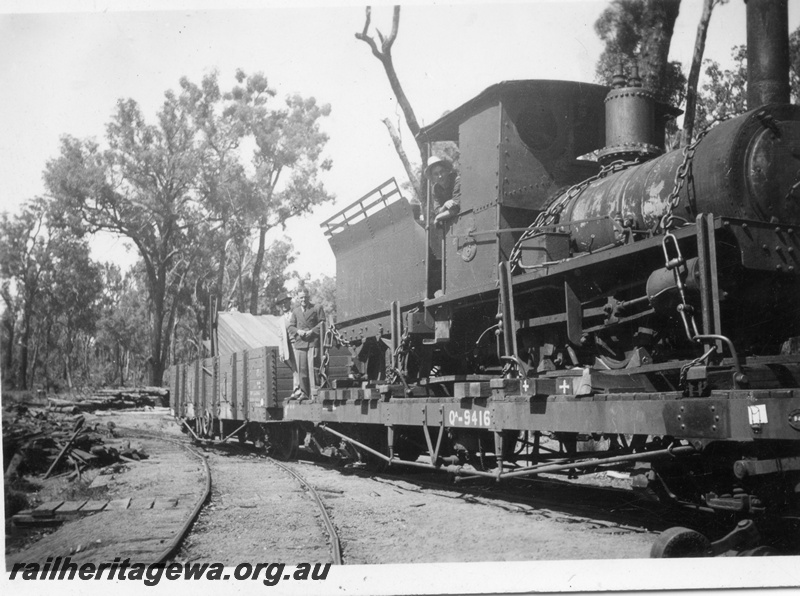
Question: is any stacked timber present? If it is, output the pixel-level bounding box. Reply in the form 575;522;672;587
48;386;169;412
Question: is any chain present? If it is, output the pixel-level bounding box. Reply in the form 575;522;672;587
661;232;701;342
318;326;333;389
318;322;354;390
656;130;708;233
509;158;640;271
386;323;413;389
328;322;353;348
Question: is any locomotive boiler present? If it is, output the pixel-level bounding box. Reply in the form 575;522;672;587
171;0;800;556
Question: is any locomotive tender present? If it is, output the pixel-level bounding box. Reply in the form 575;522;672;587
172;0;800;554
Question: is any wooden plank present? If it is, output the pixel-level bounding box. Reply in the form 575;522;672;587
105;497;131;511
57;500;88;517
32;501;64;517
454;381;492;399
80;500;109;513
128;498;154;510
152;497;178;509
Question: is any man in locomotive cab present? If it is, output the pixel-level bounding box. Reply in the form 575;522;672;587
425;155;460;225
287;287;326;400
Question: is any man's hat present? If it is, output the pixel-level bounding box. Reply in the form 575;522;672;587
276;292;291;303
425;155;453;177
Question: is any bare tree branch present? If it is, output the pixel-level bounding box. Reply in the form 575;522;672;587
682;0;725;146
355;5;424;201
382;118;421;200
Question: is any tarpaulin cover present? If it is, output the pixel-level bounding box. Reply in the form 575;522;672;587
215;312;290;359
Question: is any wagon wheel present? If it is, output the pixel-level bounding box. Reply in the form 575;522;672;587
270;424;299;461
650;527;711;558
197;416;207;438
198;412;213;438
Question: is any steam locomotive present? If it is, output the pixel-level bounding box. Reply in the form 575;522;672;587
171;0;800;555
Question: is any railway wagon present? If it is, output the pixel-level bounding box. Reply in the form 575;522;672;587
172;0;800;555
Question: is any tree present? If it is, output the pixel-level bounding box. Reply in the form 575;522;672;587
682;0;728;146
304;274;337;321
44;92;200;387
356;6;423;202
595;0;686;106
0;198;102;390
691;22;800;137
0;198;50;389
221;71;334;315
95;264;150;386
792;26;800;102
40;235;103;391
256;239;297;315
693;46;748;133
45;71;335;384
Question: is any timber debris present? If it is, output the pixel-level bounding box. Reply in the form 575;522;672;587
3;401;150;486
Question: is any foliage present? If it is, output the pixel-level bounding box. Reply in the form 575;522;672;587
0;198;104;391
95;264;150;386
693;46;747;134
44;70;334;385
302;275;337;321
183;70;335;315
792;26;800;103
693;26;800;135
594;0;685;107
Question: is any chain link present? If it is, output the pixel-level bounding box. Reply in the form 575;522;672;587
509;158;640;271
656;130;708;233
318;322;353;390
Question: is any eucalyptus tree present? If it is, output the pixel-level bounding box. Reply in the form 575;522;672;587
45;90;203;386
44;71;334;384
177;70;333;318
0;197;102;390
0;198;49;389
594;0;685;106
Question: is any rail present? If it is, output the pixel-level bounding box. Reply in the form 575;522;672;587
268;458;344;565
115;427;212;565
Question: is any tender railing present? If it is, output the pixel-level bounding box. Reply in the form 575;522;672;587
320;178;403;238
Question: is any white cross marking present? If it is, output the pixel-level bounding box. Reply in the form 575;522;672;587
522;379;529;392
559;380;571;394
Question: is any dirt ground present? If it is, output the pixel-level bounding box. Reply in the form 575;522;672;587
6;406;659;571
5;407;204;565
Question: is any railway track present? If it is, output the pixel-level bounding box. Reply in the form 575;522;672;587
118;427;800;560
117;428;212;564
292;448;800;557
172;440;343;565
7;425;211;567
266;458;343;565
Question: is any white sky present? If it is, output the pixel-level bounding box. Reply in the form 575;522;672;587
1;0;799;281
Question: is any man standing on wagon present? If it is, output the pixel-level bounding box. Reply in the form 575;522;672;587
287;286;326;400
276;291;300;395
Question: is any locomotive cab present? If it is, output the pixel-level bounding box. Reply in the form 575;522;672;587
417;80;609;300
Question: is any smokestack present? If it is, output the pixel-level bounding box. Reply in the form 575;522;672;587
746;0;790;109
